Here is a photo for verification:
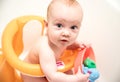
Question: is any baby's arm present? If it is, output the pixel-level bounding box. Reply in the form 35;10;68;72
38;38;89;82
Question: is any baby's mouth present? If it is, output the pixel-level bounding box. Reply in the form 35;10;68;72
60;39;68;42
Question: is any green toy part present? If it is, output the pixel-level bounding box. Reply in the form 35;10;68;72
83;57;96;68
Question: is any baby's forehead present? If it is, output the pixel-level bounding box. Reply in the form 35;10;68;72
50;8;82;23
54;18;81;25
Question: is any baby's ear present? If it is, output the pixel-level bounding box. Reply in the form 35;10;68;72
44;20;48;28
43;20;48;35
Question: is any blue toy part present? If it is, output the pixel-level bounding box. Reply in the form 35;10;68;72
82;65;100;82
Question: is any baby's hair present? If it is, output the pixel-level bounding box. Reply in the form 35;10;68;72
47;0;79;20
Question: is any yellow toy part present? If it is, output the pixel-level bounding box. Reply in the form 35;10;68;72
1;15;79;77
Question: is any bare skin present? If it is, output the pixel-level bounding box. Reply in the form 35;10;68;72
21;0;89;82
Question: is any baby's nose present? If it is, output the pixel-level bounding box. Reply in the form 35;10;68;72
62;29;70;37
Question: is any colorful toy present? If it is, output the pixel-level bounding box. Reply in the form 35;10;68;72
83;58;100;82
83;66;100;82
0;15;100;82
74;45;100;82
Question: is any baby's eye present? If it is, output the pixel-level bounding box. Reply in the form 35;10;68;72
71;25;78;30
56;23;63;28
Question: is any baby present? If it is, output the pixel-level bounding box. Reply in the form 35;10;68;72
21;0;89;82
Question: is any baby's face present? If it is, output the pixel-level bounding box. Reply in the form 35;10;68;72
47;2;83;48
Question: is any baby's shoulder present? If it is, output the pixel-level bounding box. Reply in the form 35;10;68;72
36;36;47;43
34;36;48;48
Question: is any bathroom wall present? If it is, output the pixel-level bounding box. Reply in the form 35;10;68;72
0;0;120;82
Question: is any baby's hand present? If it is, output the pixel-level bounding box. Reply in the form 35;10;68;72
75;66;90;82
83;66;100;82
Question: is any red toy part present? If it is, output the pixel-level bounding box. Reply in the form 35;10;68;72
74;45;96;73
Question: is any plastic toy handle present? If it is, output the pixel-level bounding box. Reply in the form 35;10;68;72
74;48;87;73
